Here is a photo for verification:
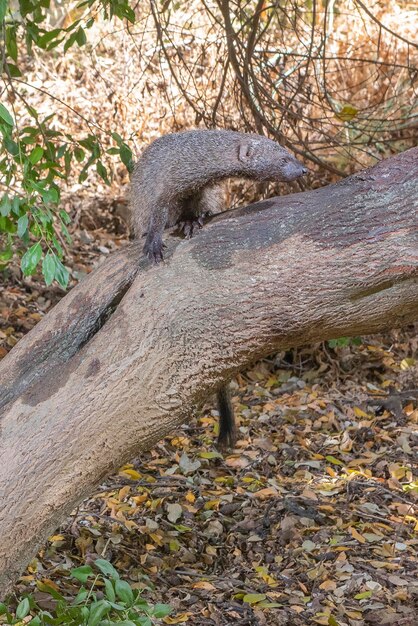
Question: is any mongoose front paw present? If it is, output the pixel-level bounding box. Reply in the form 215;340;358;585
177;217;204;239
143;236;165;263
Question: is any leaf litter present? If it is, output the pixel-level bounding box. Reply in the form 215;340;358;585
1;217;417;626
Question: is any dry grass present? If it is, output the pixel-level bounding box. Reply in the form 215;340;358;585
7;0;417;204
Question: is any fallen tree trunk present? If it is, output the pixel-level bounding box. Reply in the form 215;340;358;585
0;148;417;595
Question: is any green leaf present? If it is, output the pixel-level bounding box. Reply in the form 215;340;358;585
104;578;116;602
63;30;78;53
73;588;89;604
96;160;110;184
4;136;19;155
75;27;87;46
328;336;361;349
56;144;67;159
120;144;133;171
153;603;172;618
6;26;18;62
61;223;71;244
16;597;30;619
111;132;123;145
64;18;81;33
242;593;266;605
199;451;222;459
0;216;16;233
0;247;13;265
29;180;47;193
0;194;11;217
114;4;135;23
70;564;94;583
52;235;63;257
29;146;44;164
335;104;358;122
79;135;100;156
0;603;8;616
114;579;134;605
106;601;127;611
5;63;22;77
79;167;88;183
0;0;8;22
136;618;152;626
325;455;344;466
135;597;150;611
354;590;373;600
80;606;89;621
0;103;14;127
173;524;191;532
12;196;21;216
87;600;111;626
41;187;59;204
17;214;29;237
256;601;283;608
47;36;65;51
59;209;71;225
37;28;62;48
37;209;52;227
328;337;350;349
74;147;85;162
21;242;42;276
64;148;72;176
54;258;69;289
94;559;120;580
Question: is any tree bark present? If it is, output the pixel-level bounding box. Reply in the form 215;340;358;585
0;148;417;595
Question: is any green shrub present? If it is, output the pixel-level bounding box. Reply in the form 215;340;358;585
0;559;171;626
0;0;134;287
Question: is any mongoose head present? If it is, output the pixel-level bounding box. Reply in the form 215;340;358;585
238;138;307;182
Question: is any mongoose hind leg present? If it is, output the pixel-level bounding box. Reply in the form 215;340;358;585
177;184;223;239
177;215;205;239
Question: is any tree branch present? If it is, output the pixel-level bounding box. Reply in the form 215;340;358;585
0;148;417;595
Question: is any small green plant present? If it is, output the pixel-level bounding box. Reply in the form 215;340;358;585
0;98;132;288
327;336;362;349
0;559;172;626
0;0;134;287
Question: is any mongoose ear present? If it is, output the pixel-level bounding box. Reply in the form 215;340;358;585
238;141;254;162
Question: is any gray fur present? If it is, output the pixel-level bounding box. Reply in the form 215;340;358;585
129;129;307;261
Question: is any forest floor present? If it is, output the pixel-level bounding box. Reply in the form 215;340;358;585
1;201;417;626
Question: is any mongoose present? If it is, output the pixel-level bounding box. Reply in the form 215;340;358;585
130;129;307;446
130;129;307;261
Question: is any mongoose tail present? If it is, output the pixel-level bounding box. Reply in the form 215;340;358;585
216;385;237;448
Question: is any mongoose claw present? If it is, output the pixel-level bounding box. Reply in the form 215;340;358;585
143;235;165;263
178;218;203;239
